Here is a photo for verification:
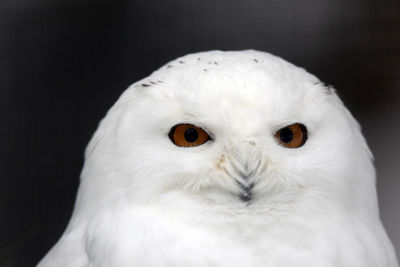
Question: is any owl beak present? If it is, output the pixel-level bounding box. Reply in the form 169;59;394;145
221;159;257;202
234;163;258;202
223;144;262;202
237;181;254;202
218;140;263;202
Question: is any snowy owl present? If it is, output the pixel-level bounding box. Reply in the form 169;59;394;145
38;50;398;267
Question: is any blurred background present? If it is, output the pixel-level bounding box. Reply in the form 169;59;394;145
0;0;399;266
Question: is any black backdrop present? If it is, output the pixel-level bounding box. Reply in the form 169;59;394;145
1;0;399;266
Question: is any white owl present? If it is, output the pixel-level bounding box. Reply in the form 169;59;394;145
38;50;398;267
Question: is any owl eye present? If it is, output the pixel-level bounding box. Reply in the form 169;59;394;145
169;123;211;147
274;123;307;148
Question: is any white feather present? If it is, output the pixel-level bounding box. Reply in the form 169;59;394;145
38;50;398;267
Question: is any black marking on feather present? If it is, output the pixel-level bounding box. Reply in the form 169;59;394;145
313;81;335;95
214;61;219;65
325;84;335;94
197;57;201;61
179;61;184;64
253;59;258;63
167;65;173;68
203;68;208;72
141;83;150;87
158;80;163;83
150;81;156;84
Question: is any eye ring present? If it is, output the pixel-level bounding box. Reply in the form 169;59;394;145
169;123;211;147
274;123;307;148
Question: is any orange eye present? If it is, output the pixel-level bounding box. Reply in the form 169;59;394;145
274;123;307;148
169;124;211;147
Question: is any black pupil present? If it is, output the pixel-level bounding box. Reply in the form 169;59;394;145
279;127;293;143
184;128;198;143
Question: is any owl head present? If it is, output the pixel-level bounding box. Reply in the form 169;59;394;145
78;50;377;221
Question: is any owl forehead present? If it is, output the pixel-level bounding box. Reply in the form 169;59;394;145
155;51;320;100
132;51;330;135
150;53;320;115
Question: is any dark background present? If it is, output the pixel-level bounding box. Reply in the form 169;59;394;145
1;0;399;266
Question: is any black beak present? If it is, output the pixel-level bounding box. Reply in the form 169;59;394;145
236;181;254;202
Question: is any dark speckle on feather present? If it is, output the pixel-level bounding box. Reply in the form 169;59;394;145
142;84;150;87
313;81;335;95
325;85;335;94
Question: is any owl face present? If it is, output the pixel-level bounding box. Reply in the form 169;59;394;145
86;51;374;215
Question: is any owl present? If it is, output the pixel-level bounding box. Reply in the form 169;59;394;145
38;50;398;267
